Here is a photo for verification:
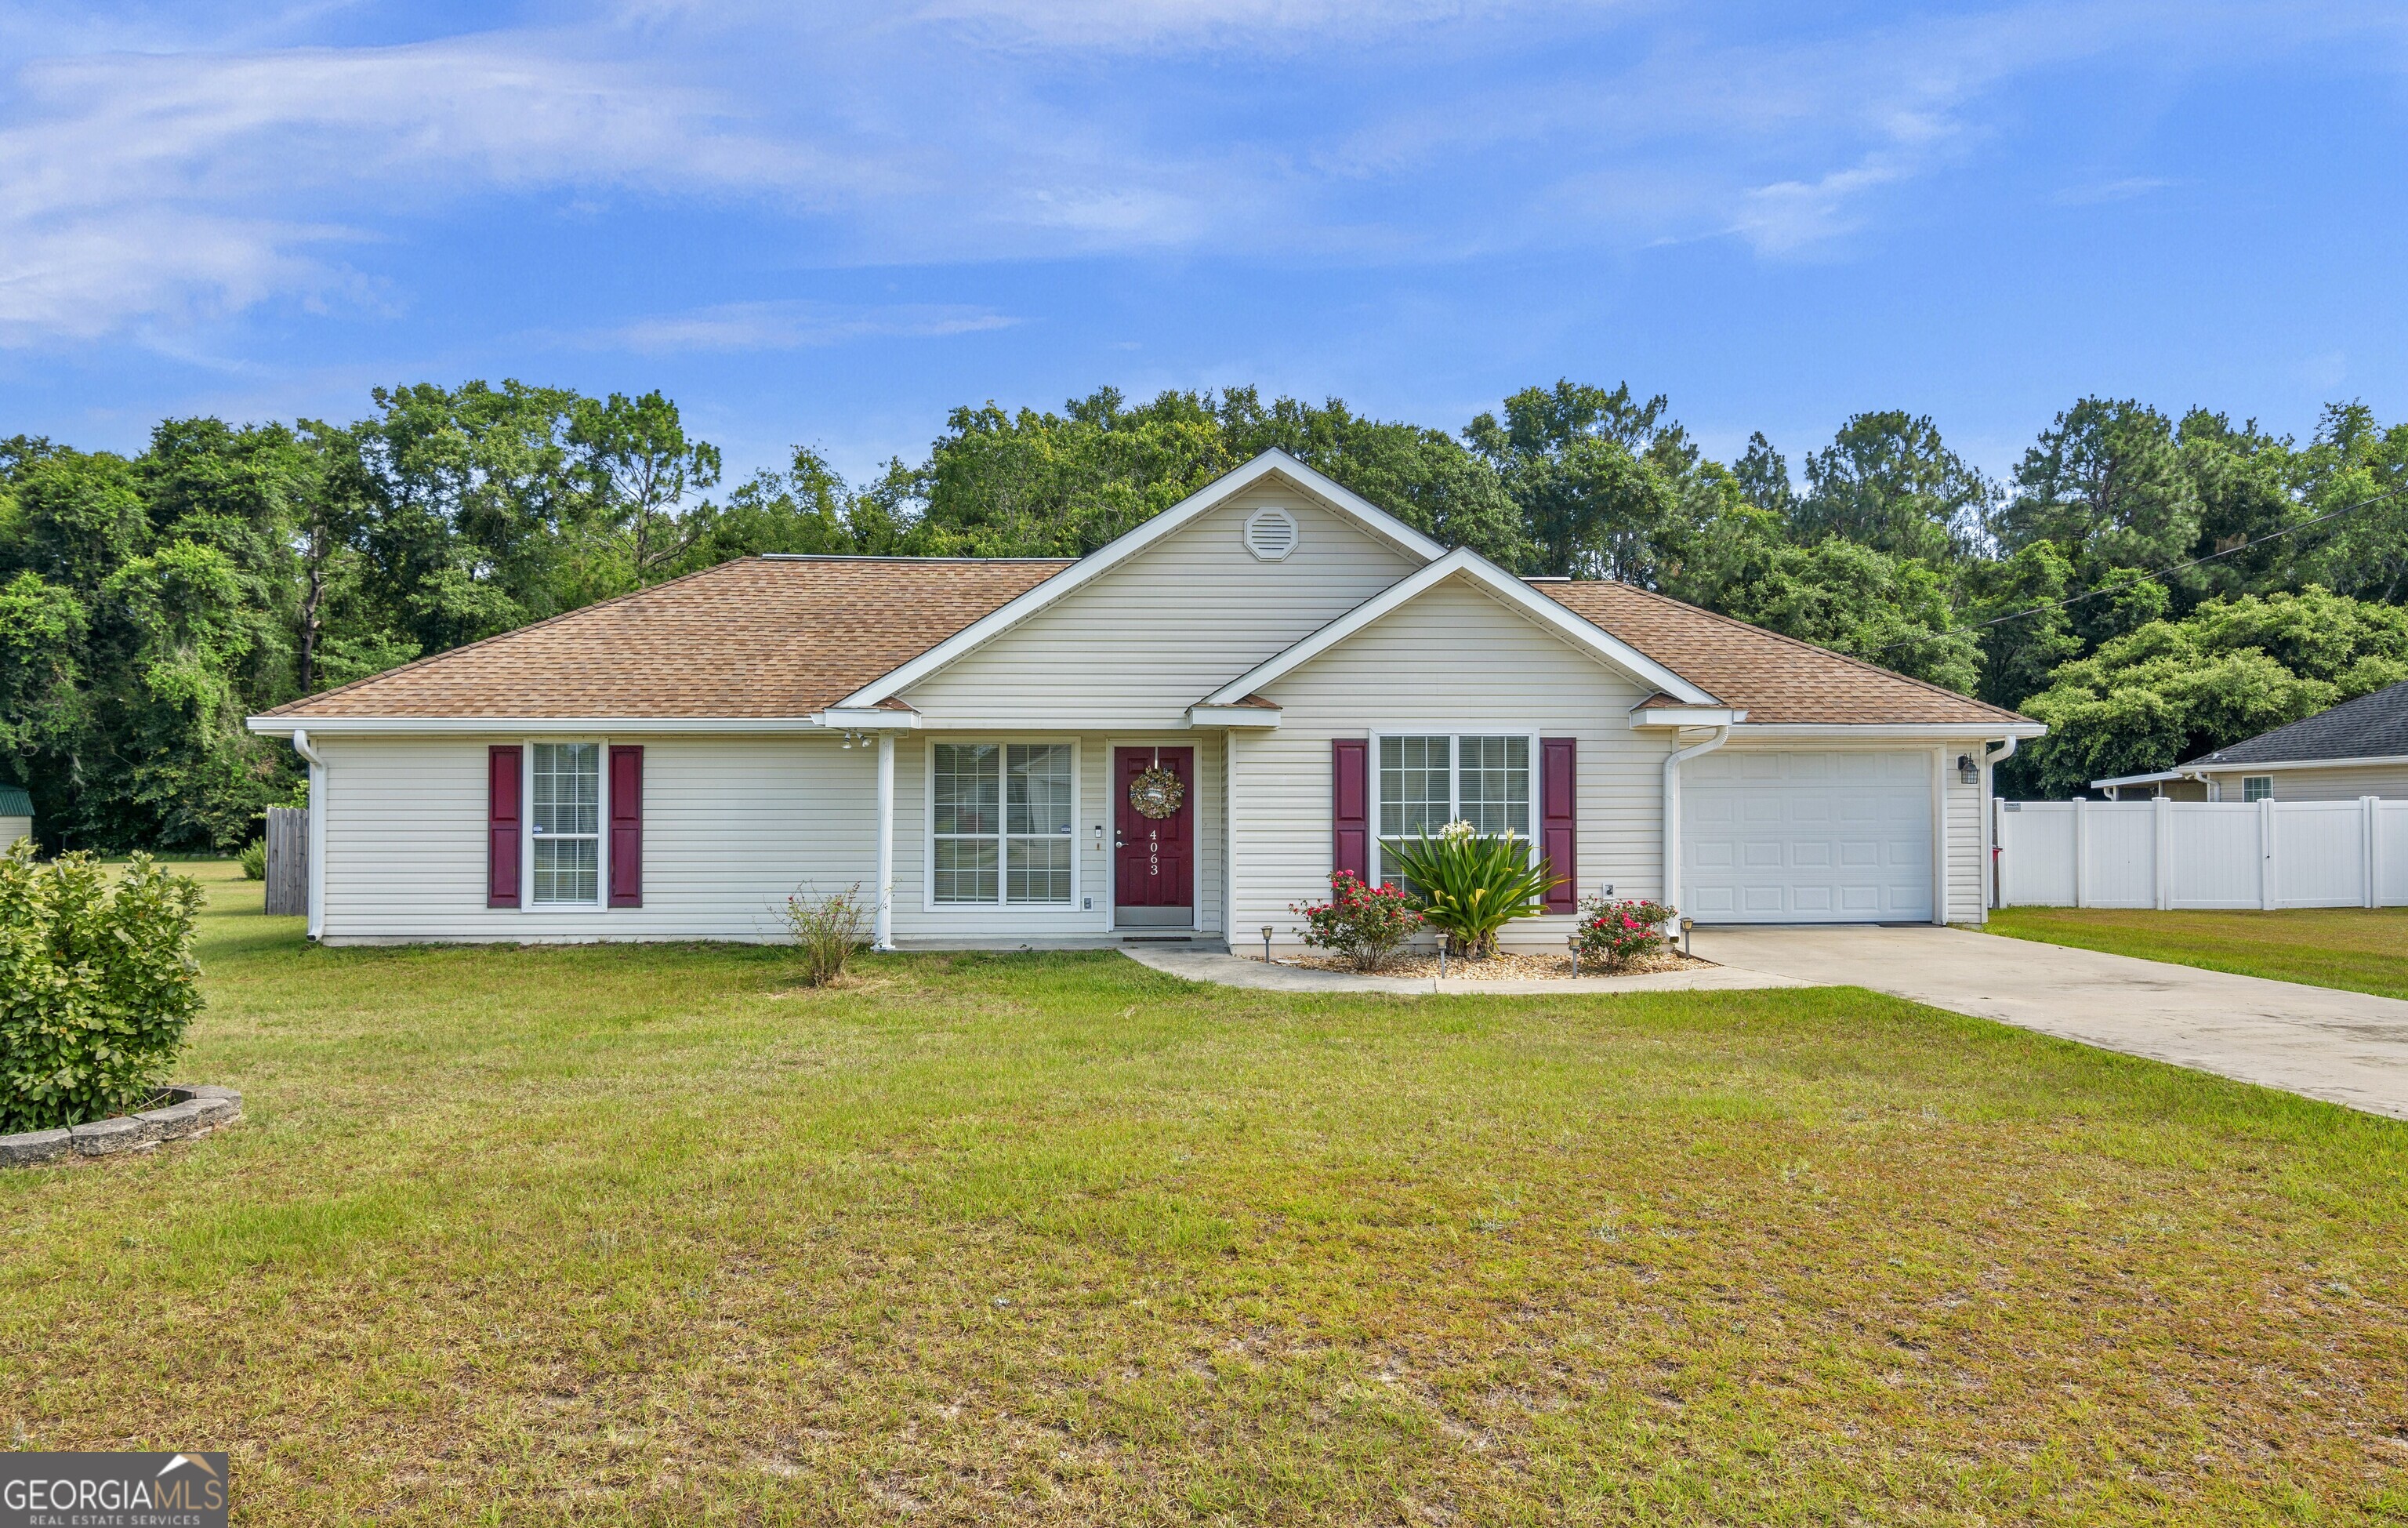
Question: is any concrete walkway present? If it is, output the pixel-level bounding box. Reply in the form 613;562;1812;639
1695;924;2408;1123
1117;945;1808;997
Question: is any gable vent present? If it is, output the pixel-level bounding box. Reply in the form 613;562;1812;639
1243;506;1299;562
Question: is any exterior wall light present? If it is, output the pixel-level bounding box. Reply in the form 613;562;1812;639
1958;753;1978;784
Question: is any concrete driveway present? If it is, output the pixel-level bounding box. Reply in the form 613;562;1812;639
1694;924;2408;1123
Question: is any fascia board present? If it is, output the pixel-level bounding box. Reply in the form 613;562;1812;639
1200;550;1717;708
811;709;923;730
1186;705;1282;728
2184;752;2408;774
833;449;1448;710
1629;706;1746;728
1730;722;2048;741
245;715;829;736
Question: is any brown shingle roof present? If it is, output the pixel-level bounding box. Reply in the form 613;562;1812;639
260;553;2029;730
262;556;1072;720
1535;579;2030;728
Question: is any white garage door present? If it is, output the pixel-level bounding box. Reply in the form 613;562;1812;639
1682;751;1933;923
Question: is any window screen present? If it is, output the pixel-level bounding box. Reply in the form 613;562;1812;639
934;742;1075;905
529;742;601;904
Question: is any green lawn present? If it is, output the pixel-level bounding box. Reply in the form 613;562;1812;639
5;863;2407;1525
1986;905;2408;1001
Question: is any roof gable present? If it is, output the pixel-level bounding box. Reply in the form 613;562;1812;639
836;450;1445;708
2185;677;2408;768
1199;549;1717;708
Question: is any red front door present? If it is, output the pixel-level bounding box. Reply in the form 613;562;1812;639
1115;747;1195;920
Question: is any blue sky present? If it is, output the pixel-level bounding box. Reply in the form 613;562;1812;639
2;0;2403;488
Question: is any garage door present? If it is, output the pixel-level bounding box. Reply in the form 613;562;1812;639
1682;750;1932;923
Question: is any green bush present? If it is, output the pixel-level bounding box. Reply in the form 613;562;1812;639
0;845;207;1132
237;838;267;880
1384;821;1563;959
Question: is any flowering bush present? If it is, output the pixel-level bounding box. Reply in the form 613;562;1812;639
1576;895;1675;971
1385;820;1563;959
1290;871;1421;971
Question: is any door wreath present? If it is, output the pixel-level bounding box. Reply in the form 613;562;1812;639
1128;764;1185;820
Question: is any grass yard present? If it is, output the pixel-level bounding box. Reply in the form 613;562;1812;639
5;864;2407;1525
1986;905;2408;1002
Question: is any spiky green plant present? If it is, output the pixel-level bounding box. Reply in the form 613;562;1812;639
1384;820;1563;959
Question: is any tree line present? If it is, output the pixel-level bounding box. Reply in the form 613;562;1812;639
4;379;2405;851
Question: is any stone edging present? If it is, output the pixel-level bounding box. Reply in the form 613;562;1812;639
0;1085;243;1168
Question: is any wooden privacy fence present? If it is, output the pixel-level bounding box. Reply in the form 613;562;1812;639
264;806;307;916
1996;797;2408;909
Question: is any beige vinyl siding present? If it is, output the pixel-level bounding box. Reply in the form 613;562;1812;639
314;733;876;944
1233;574;1670;953
315;731;1224;945
1946;752;1984;922
887;731;1224;944
0;815;29;847
899;488;1420;730
2199;763;2408;802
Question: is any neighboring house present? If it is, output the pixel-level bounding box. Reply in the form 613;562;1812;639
2091;677;2408;804
0;784;31;851
246;451;2042;949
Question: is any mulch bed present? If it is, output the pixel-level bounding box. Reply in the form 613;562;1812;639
1272;947;1707;980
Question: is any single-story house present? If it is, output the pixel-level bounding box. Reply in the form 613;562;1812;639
2091;677;2408;804
0;784;31;851
247;451;2042;949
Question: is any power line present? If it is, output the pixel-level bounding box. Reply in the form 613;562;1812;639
1865;477;2408;657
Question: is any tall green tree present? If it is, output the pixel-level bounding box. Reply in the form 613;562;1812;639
1793;411;1991;564
2016;588;2408;796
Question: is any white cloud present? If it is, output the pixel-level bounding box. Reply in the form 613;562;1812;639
2;0;2403;347
588;299;1018;353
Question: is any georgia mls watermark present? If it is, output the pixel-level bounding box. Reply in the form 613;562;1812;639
1;1452;227;1528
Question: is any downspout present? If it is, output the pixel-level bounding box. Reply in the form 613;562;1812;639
291;728;326;942
1981;737;2018;916
1660;724;1731;920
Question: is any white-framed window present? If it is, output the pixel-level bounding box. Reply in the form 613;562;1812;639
930;741;1077;905
2243;775;2273;803
529;741;604;906
1372;731;1534;884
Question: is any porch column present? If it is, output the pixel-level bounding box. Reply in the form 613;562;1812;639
1659;725;1730;919
875;733;896;950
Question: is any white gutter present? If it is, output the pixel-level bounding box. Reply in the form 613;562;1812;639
1661;724;1731;920
291;728;327;942
248;716;832;737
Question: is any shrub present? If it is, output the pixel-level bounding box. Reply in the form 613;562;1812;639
783;883;869;987
1384;821;1563;958
1290;871;1421;971
1577;896;1675;971
237;838;267;880
0;845;207;1132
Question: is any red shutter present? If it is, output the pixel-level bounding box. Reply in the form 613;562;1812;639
1332;739;1369;884
608;745;643;908
487;746;521;908
1540;737;1577;912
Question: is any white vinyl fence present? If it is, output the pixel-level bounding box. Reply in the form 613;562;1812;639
1996;797;2408;909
